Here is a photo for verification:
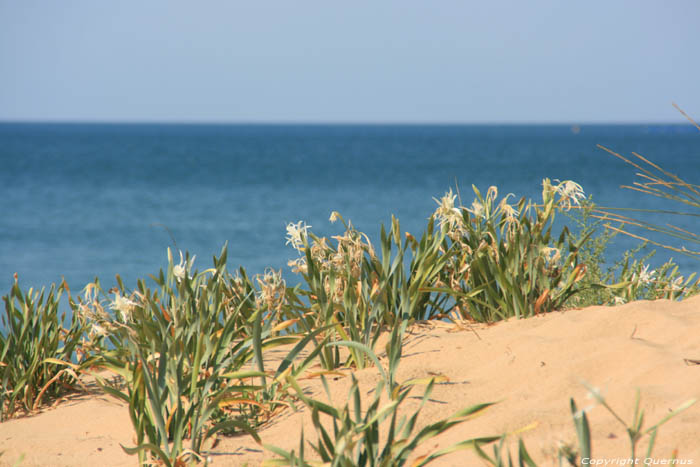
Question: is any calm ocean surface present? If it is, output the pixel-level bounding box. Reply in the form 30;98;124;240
1;123;699;296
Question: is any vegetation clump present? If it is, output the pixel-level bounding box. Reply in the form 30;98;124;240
0;276;89;421
431;179;590;322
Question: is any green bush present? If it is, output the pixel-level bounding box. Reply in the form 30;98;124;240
563;198;700;308
432;179;590;322
74;247;280;465
1;277;88;420
286;214;449;370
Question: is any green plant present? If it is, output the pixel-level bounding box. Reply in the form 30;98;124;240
567;398;592;463
562;198;700;308
266;375;497;467
562;196;629;307
612;255;700;304
370;215;452;323
581;383;696;460
77;245;339;465
432;180;590;323
474;399;590;467
474;438;537;467
0;276;88;420
263;325;498;466
476;385;695;466
286;217;378;370
286;214;449;370
77;247;275;465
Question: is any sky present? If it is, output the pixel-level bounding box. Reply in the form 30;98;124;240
1;1;699;124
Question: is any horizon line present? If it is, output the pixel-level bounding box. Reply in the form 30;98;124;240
0;118;694;126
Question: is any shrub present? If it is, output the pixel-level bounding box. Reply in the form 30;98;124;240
431;179;589;322
75;247;269;465
286;214;449;370
1;276;88;420
564;198;700;308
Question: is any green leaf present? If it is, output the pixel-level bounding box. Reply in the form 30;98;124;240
121;443;172;467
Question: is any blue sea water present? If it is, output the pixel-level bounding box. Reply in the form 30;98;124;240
1;123;699;297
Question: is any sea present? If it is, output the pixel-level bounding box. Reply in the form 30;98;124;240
1;123;699;299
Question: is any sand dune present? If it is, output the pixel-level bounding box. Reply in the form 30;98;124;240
2;296;699;466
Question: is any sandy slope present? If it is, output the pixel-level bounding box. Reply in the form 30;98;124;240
2;296;700;466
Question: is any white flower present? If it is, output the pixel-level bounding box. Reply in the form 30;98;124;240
499;196;519;221
670;276;684;291
433;190;462;229
467;200;485;219
287;257;308;274
256;268;286;310
540;247;561;266
633;264;656;285
112;293;136;312
329;211;340;223
286;221;311;252
172;250;195;282
554;180;585;210
90;323;108;337
613;296;626;306
111;292;136;322
173;264;185;282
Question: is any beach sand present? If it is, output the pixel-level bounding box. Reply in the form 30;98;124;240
2;296;699;466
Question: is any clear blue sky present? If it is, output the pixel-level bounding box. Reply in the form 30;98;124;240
1;1;699;123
